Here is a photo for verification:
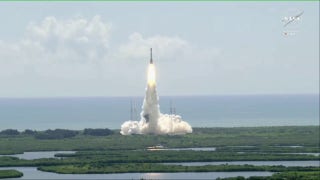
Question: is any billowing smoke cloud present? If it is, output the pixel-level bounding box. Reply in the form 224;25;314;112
120;64;192;135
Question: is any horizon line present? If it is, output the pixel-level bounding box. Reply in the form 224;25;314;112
0;93;318;99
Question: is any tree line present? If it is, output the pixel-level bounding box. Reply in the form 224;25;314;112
0;128;114;139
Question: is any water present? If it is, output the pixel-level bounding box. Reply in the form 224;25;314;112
0;94;318;131
0;151;75;160
147;147;216;151
164;161;320;167
282;153;320;156
0;167;273;179
274;145;304;148
236;152;320;157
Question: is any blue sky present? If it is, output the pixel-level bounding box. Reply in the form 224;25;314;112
0;2;318;97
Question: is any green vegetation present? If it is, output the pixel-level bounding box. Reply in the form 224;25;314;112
1;151;318;167
55;150;319;162
219;171;320;180
37;164;320;174
0;129;19;136
83;128;114;136
0;170;23;179
0;126;318;155
34;129;79;140
22;129;37;135
0;126;318;179
0;128;115;141
270;171;320;180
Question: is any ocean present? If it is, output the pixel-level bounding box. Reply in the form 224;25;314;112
0;94;318;131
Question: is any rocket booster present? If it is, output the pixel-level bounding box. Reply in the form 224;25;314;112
150;48;153;64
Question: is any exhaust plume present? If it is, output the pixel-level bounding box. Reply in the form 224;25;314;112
120;56;192;135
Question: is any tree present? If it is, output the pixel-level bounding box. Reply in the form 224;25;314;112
34;129;78;139
22;129;37;135
0;129;20;136
83;128;114;136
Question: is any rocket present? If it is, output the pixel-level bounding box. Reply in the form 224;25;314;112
147;48;156;87
150;48;153;64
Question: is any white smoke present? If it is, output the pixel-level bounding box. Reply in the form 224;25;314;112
120;64;192;135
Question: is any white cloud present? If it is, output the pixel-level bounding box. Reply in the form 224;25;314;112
26;15;111;46
25;15;112;63
116;32;190;60
0;16;113;78
116;32;221;64
0;15;222;97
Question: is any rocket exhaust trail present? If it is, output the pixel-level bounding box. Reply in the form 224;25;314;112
120;49;192;135
148;48;156;86
147;64;156;87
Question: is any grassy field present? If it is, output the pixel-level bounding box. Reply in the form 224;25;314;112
0;170;23;179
